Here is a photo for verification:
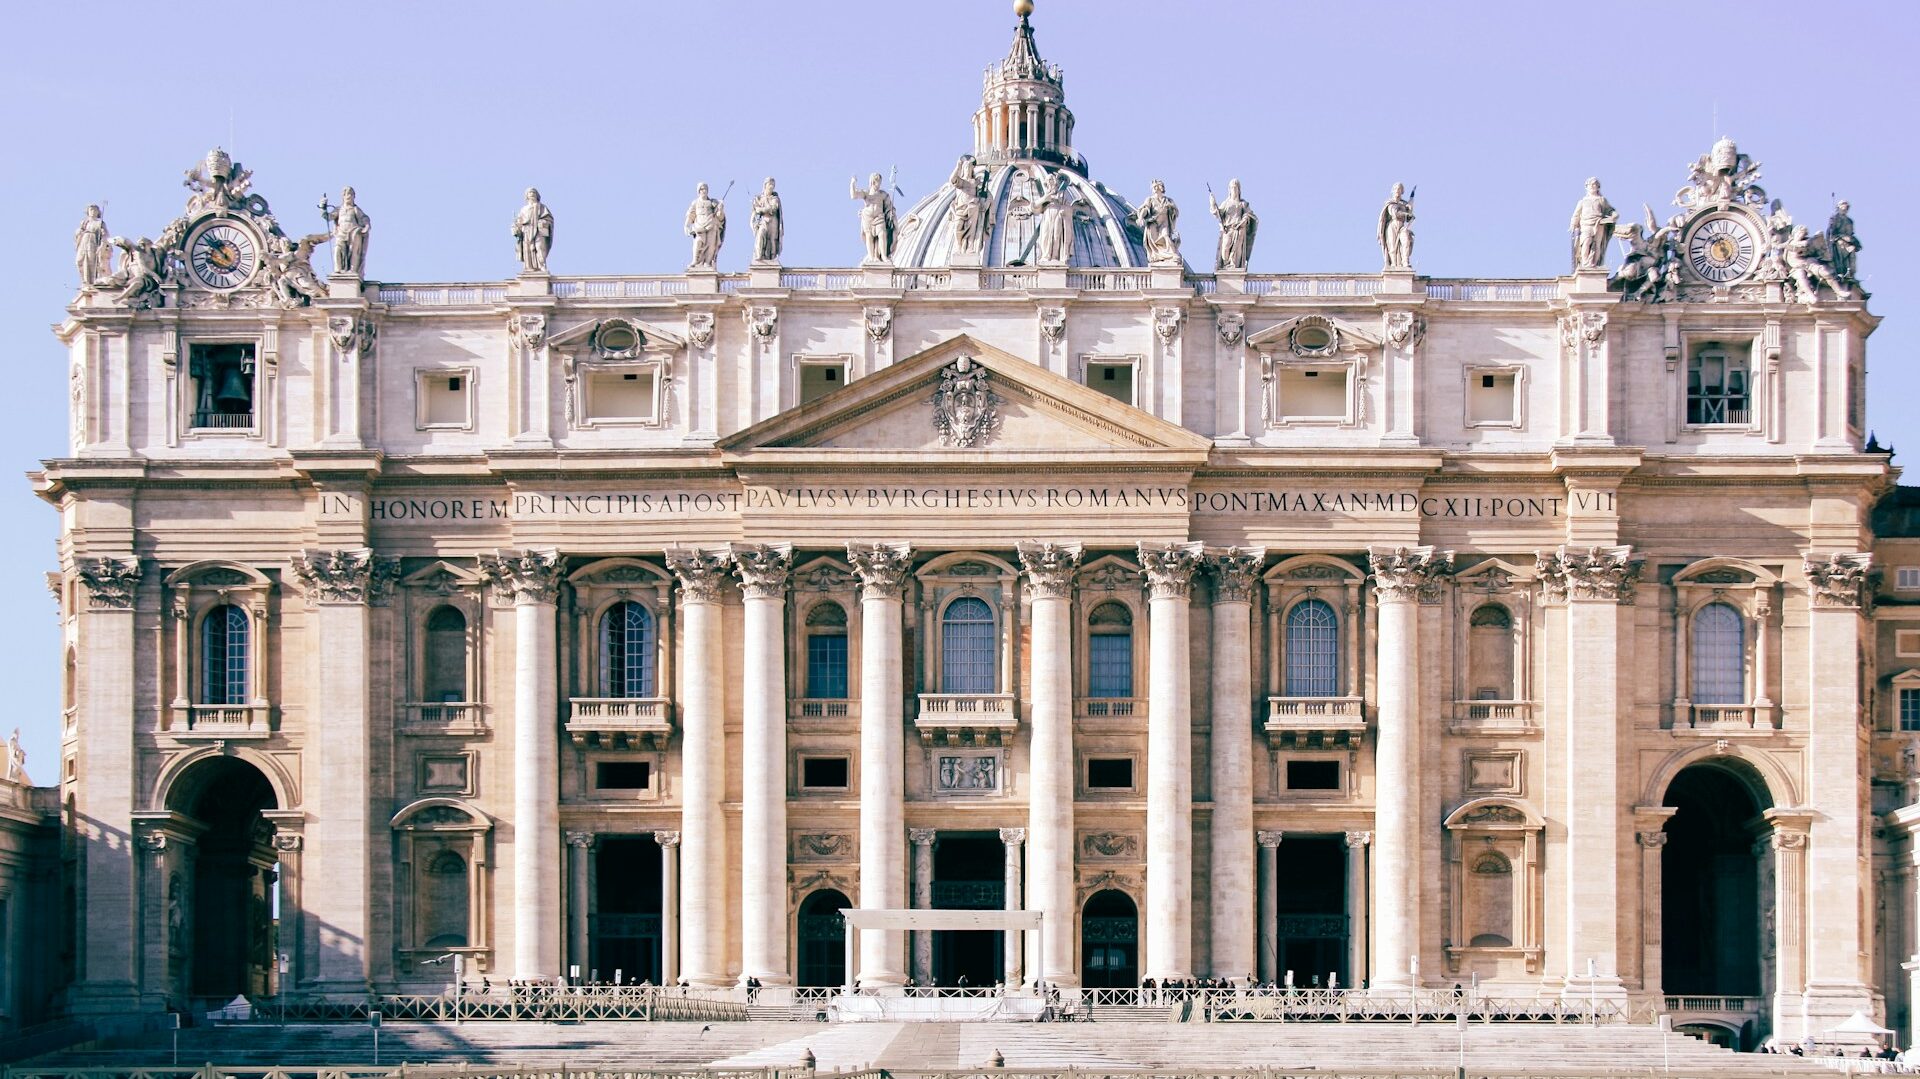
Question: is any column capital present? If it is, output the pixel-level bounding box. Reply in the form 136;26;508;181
1635;830;1668;849
565;831;596;849
1016;541;1082;599
909;827;938;845
76;555;142;610
653;830;682;848
1368;545;1453;603
848;541;914;600
999;827;1027;847
291;547;400;606
666;546;731;605
1138;541;1205;599
1205;547;1265;604
478;547;565;605
1535;544;1640;603
1256;830;1284;848
729;542;793;599
1343;830;1372;849
1803;551;1873;609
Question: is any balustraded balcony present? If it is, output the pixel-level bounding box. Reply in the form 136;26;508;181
1448;699;1538;735
1264;696;1366;748
789;698;858;721
169;703;272;738
1077;697;1144;720
399;702;487;736
1684;703;1770;731
566;697;672;749
915;693;1016;745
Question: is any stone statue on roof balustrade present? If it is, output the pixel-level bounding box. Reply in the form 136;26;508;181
1569;178;1616;271
948;155;990;256
750;178;783;264
685;182;726;270
512;187;554;273
1033;172;1078;265
850;172;898;265
1209;178;1257;271
1132;179;1180;265
75;205;111;288
1378;182;1415;270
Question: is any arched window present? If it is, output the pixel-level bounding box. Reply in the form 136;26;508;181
1467;852;1514;947
1691;602;1745;705
420;848;471;949
797;888;851;987
600;602;657;698
805;602;849;699
1087;601;1133;698
941;597;996;694
1284;599;1339;697
423;606;468;703
1468;605;1515;700
200;604;249;705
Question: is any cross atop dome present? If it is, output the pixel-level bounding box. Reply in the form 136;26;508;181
975;0;1081;172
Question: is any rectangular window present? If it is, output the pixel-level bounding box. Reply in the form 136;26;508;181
1285;759;1342;791
1087;633;1132;698
1085;361;1135;406
1896;568;1920;591
189;342;257;430
1277;365;1350;421
585;368;658;423
1086;757;1134;789
595;761;652;790
800;361;847;404
1466;369;1518;426
800;756;850;790
1902;688;1920;732
1686;343;1751;425
417;369;473;428
806;633;849;698
1897;630;1920;658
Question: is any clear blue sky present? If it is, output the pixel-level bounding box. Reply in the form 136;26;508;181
3;0;1915;775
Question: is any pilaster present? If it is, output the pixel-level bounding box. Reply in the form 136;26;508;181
68;555;142;1014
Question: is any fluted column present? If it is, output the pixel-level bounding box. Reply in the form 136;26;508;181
1537;545;1636;999
1139;541;1203;980
1344;830;1371;988
566;832;592;979
1001;827;1026;986
1256;831;1282;983
1366;545;1450;990
293;547;399;991
666;547;731;986
69;557;141;1013
478;548;564;981
1016;540;1081;986
849;541;914;987
910;828;937;985
1206;548;1262;981
655;830;681;985
732;542;793;985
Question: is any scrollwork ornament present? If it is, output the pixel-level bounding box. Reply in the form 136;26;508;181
729;542;793;599
1153;306;1185;344
507;313;547;350
1771;829;1807;851
686;311;715;349
1384;310;1425;350
999;827;1027;846
1137;541;1204;599
847;541;914;600
1343;830;1373;849
1803;551;1872;608
863;306;892;342
1368;545;1453;603
796;833;852;858
327;315;375;355
1038;306;1066;344
665;546;730;605
1215;310;1245;346
77;556;142;610
742;305;778;346
1016;541;1082;600
908;828;938;846
1205;546;1264;603
476;547;565;605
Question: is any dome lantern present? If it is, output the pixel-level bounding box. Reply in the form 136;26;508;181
973;2;1082;173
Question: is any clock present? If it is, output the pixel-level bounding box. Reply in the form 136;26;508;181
1684;214;1761;284
187;222;260;290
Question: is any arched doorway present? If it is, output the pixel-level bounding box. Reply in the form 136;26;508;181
1662;762;1769;999
1081;890;1138;987
164;756;278;1003
797;889;851;987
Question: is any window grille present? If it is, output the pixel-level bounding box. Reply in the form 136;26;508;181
1900;687;1920;732
1687;348;1750;425
1088;630;1133;698
806;632;849;699
600;602;656;698
1284;599;1340;696
200;604;249;704
940;596;996;694
1691;602;1746;705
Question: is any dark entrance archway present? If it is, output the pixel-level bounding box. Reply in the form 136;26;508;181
1081;889;1138;987
164;756;278;1002
931;833;1003;987
797;888;851;987
1662;762;1769;998
592;836;662;983
1275;834;1348;989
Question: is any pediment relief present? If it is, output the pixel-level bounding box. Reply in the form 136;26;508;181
401;560;483;594
1444;797;1541;829
547;316;685;354
718;335;1212;456
1673;557;1777;587
568;557;671;588
163;560;273;590
1247;313;1383;355
1264;554;1363;583
1455;556;1534;593
793;556;853;593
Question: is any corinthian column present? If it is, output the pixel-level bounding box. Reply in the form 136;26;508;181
292;547;399;990
1206;547;1262;981
1366;545;1450;990
665;547;731;986
69;557;142;1014
1138;541;1204;980
731;542;793;985
848;541;913;987
478;547;564;980
1535;544;1636;999
1016;540;1081;986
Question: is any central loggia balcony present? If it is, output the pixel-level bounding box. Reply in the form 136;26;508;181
1682;702;1773;732
1264;696;1367;749
566;697;672;749
790;698;858;721
168;702;272;738
1076;697;1145;721
914;692;1016;745
1448;699;1538;735
399;702;488;736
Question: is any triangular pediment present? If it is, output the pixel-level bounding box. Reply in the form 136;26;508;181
719;335;1211;456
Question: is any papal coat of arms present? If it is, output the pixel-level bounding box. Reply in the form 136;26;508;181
932;355;997;448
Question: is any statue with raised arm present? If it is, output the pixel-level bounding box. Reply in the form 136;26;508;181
947;155;990;256
320;186;370;275
849;172;898;264
750;178;783;263
512;188;554;272
1827;200;1861;284
1034;172;1078;265
1209;178;1257;271
75;205;113;288
1781;225;1849;304
1569;178;1617;270
267;232;332;307
1132;179;1181;264
1378;183;1415;270
1611;205;1675;303
109;236;166;309
685;182;726;269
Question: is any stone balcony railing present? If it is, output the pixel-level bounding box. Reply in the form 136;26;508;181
789;698;857;721
1264;696;1367;748
1448;699;1538;734
1077;697;1144;720
399;702;487;735
915;692;1017;745
169;703;272;738
1683;702;1772;731
566;697;672;748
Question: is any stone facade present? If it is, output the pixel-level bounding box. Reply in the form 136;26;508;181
30;1;1913;1052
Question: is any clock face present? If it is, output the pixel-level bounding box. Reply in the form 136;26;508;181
1686;215;1760;284
188;222;260;290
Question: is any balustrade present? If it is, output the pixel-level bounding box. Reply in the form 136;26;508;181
790;698;857;720
915;692;1016;743
169;703;271;737
566;697;673;748
1076;697;1144;719
400;701;486;733
1264;696;1366;747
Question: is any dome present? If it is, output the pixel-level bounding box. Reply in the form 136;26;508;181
895;163;1150;269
